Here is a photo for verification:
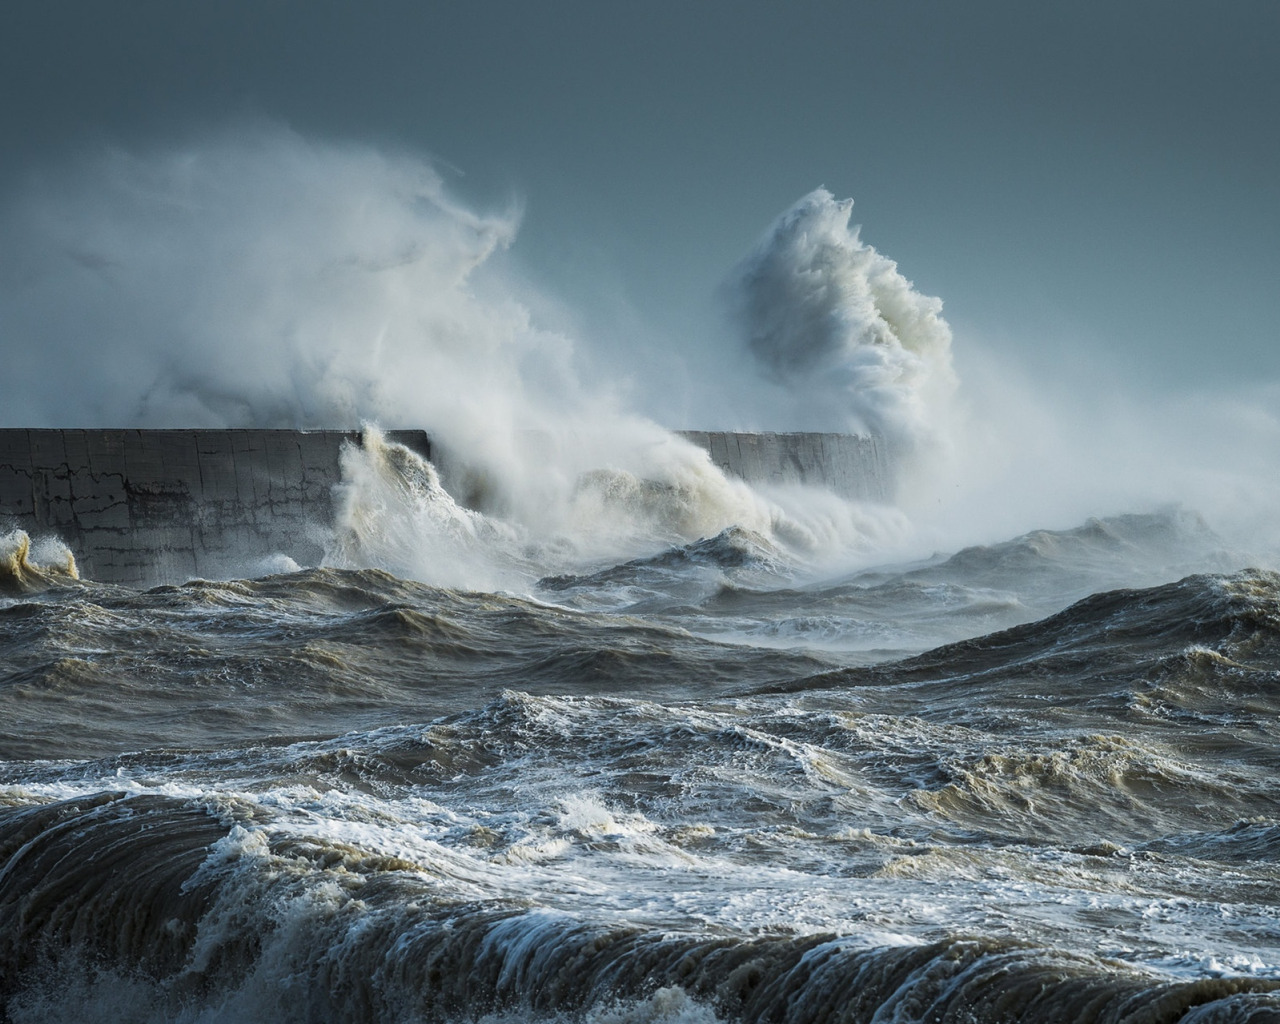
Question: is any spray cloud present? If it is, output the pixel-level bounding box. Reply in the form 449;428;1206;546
727;189;957;451
5;127;1270;586
0;125;912;584
0;125;540;432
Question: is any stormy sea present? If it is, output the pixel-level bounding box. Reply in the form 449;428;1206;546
2;428;1279;1022
2;134;1279;1022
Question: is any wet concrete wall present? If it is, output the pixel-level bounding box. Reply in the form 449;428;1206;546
0;430;429;585
677;431;890;502
0;429;889;586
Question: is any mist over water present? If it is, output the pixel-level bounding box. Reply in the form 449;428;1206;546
3;126;533;433
3;125;1280;1022
2;122;1276;574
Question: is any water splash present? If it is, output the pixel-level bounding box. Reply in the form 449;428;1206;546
727;188;957;452
0;531;78;595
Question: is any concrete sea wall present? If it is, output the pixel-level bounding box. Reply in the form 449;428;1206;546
677;430;890;503
0;428;890;586
0;429;429;585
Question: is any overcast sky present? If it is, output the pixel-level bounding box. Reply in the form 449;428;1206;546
3;0;1277;403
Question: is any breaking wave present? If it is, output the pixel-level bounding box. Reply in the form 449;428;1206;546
321;428;908;595
0;531;78;595
2;788;1279;1023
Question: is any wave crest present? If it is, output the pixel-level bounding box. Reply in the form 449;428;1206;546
0;531;78;595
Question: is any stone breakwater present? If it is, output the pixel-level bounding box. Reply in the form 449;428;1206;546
0;429;890;585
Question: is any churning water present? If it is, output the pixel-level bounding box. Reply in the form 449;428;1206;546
1;430;1279;1023
2;130;1279;1022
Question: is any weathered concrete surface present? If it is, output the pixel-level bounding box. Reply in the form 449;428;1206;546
0;430;429;585
678;430;891;502
0;429;888;586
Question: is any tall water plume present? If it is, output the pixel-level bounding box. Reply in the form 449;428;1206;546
726;188;957;452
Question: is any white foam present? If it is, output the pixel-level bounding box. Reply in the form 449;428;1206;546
727;188;957;451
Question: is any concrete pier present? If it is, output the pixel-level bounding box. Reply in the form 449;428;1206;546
0;428;890;585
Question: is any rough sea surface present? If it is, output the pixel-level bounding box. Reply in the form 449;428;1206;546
1;445;1278;1023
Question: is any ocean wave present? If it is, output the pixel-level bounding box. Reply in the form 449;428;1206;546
0;531;79;596
3;790;1279;1023
0;568;828;760
924;510;1226;586
796;568;1280;702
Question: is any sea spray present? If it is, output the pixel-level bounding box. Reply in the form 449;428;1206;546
1;129;920;582
324;427;911;593
326;427;524;592
727;189;957;452
4;125;1279;574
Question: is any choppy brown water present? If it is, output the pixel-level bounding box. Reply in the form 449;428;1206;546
1;501;1278;1023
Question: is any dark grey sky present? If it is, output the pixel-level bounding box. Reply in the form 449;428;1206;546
4;0;1277;394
